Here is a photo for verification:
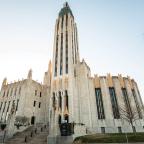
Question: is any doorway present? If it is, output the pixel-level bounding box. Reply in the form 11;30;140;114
31;116;35;125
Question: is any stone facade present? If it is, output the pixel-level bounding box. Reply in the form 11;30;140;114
0;69;49;126
0;2;144;138
48;3;144;136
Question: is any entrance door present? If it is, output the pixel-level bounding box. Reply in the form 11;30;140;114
31;116;35;125
64;115;69;123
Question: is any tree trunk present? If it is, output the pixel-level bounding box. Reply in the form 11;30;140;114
131;123;136;135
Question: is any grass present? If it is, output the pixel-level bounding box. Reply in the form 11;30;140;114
73;133;144;143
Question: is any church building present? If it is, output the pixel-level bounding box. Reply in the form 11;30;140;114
0;2;144;138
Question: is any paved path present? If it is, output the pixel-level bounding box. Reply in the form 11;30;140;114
27;130;48;144
5;126;48;144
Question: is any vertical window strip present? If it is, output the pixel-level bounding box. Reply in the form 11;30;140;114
59;92;62;109
53;92;56;110
39;102;41;108
55;35;59;76
57;20;59;32
19;87;21;95
66;14;68;28
74;26;77;64
65;31;68;74
65;90;69;109
64;90;69;123
95;88;105;119
0;102;3;112
10;88;13;96
15;88;17;96
16;99;19;111
60;33;63;75
132;89;142;118
6;101;10;113
2;102;7;114
72;31;74;64
61;16;64;29
109;87;120;119
71;21;75;64
76;27;79;52
122;88;132;116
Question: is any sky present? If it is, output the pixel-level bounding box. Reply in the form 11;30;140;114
0;0;144;100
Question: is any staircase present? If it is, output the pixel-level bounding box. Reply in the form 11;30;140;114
5;125;48;144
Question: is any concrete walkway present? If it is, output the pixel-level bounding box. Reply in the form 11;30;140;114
5;126;48;144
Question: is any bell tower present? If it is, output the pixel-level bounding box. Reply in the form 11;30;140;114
49;3;81;135
52;2;80;78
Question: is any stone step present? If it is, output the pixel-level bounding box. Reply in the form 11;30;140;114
5;126;48;144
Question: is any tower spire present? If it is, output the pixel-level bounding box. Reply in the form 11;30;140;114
63;1;69;7
52;3;79;78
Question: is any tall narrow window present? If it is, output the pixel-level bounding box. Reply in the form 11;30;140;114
19;87;21;95
74;27;77;64
65;90;68;109
64;90;69;123
65;31;68;74
39;102;41;108
53;93;56;110
72;32;74;64
57;20;59;32
60;33;63;75
33;101;36;107
6;101;10;113
61;16;64;29
66;14;68;27
122;88;132;116
16;99;19;111
2;102;7;114
55;35;59;76
95;88;105;119
58;115;61;124
59;92;62;109
132;89;142;119
14;88;17;96
109;87;120;119
10;88;13;96
0;102;3;112
1;102;6;120
74;26;78;63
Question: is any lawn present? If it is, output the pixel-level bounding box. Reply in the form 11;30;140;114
73;133;144;143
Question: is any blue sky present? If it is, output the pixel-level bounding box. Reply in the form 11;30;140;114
0;0;144;100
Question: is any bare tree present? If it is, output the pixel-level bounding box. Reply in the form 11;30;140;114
15;116;29;129
119;97;143;133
